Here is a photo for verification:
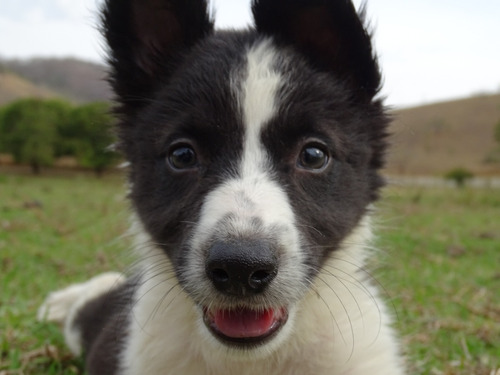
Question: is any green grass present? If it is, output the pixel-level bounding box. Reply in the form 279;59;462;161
1;173;499;374
378;186;500;374
0;172;130;374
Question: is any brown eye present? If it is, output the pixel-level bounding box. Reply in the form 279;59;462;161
298;145;329;171
168;145;198;170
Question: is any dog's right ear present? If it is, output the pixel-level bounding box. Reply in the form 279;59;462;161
252;0;381;99
101;0;214;108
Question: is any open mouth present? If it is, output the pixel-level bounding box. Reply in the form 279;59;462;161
203;306;288;347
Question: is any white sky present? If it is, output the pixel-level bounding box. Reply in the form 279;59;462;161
0;0;499;108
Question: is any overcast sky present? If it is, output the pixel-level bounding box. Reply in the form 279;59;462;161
0;0;499;108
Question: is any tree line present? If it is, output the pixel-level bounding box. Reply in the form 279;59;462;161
0;98;118;175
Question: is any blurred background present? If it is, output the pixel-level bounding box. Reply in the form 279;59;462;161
0;1;499;375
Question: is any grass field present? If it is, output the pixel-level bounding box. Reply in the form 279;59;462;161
1;172;499;375
378;184;500;374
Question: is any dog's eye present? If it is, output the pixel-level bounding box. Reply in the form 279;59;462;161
298;145;329;171
168;145;198;170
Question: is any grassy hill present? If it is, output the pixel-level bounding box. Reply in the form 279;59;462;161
386;94;500;176
0;72;59;105
0;58;111;103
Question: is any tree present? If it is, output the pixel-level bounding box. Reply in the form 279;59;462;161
495;119;500;145
0;106;7;152
0;99;64;174
485;119;500;165
0;99;118;174
43;100;74;157
70;102;118;176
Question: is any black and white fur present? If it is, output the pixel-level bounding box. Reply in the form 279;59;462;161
38;0;406;373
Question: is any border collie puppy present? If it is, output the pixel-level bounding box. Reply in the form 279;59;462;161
39;0;406;373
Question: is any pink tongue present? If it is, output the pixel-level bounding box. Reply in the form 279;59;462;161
213;308;275;338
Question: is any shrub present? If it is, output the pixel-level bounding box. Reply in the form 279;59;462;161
444;168;474;188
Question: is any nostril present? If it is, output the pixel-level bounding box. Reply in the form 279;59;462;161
210;268;229;284
251;270;269;282
248;268;277;290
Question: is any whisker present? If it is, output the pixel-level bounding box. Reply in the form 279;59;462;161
312;272;354;353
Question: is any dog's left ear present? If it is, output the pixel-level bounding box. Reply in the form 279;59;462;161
252;0;381;98
102;0;214;109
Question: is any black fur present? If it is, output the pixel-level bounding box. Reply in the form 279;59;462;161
74;280;134;373
101;0;215;113
252;0;382;97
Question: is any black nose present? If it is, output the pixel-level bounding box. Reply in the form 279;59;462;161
205;241;278;296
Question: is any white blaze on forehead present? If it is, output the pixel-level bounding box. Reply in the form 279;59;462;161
241;39;281;132
240;39;282;177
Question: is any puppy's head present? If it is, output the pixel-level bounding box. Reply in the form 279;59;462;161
102;0;387;355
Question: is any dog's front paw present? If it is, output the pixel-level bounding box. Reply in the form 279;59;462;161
38;283;88;324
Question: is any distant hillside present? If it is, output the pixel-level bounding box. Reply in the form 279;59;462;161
386;94;500;176
0;71;59;105
1;57;111;103
1;57;499;176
